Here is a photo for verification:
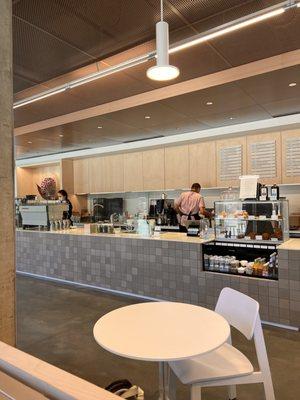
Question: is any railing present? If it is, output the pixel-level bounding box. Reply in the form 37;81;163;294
0;341;119;400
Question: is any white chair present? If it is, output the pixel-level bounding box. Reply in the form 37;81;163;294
168;287;275;400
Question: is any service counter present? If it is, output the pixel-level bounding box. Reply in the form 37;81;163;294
16;229;300;329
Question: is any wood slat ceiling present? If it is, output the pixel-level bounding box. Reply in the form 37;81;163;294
15;65;300;159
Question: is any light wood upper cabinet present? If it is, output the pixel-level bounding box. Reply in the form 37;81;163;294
60;159;74;194
165;145;189;190
142;148;165;191
124;152;143;192
282;129;300;184
216;136;246;187
73;158;90;194
246;132;281;184
189;141;216;188
89;154;124;193
108;154;124;192
89;157;104;193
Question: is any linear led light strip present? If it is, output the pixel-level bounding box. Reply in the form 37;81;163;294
13;1;298;110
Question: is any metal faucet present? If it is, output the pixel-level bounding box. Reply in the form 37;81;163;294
110;213;118;223
93;203;104;222
93;203;104;213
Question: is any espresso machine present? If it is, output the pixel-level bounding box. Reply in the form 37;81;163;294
19;202;68;230
149;198;178;227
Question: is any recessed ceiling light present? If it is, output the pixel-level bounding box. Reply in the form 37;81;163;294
229;117;235;120
27;141;32;144
59;134;64;137
145;115;151;119
289;82;297;87
206;101;213;106
97;126;103;129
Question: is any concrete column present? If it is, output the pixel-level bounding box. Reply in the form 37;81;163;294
0;0;16;345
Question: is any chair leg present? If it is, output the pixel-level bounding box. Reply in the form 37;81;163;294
191;384;201;400
263;378;276;400
228;385;237;400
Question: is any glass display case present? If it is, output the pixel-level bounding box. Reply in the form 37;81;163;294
214;200;289;244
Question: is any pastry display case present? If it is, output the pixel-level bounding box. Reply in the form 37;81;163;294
214;200;289;244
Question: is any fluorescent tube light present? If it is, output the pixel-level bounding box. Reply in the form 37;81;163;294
69;56;149;89
169;8;285;54
13;88;66;109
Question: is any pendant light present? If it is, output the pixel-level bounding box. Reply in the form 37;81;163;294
147;0;179;81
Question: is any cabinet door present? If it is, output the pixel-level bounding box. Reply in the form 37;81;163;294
60;159;74;194
89;157;104;193
124;152;143;192
246;132;282;184
108;154;124;192
189;141;216;188
142;148;165;191
216;137;246;187
89;155;124;193
73;158;90;194
282;129;300;184
165;145;189;190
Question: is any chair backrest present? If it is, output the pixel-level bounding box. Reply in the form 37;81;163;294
215;287;259;340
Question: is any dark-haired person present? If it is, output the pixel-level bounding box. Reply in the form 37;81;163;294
174;183;206;232
58;189;73;223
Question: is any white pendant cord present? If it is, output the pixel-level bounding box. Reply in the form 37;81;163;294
160;0;164;21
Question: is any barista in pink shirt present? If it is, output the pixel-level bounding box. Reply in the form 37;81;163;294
174;183;206;232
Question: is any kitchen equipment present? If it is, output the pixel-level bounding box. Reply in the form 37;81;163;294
20;203;68;230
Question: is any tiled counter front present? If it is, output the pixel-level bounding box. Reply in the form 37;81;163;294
16;231;299;328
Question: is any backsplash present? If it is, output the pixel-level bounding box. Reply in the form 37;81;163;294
88;185;300;216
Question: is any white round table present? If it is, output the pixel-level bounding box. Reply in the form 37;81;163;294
94;302;230;400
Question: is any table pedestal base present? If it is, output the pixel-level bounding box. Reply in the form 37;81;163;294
159;361;175;400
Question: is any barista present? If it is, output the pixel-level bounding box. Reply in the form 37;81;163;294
58;189;73;222
174;183;206;232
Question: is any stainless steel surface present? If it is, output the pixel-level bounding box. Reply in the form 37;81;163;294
19;203;68;228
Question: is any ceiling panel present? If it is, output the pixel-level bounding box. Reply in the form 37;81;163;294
13;16;94;85
103;101;188;129
261;98;300;117
236;65;300;104
211;7;300;66
198;105;271;127
161;82;257;119
144;118;211;136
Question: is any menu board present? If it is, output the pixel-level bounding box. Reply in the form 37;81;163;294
250;140;276;178
219;145;242;181
286;137;300;177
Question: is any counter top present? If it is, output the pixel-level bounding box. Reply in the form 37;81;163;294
17;228;214;245
278;238;300;251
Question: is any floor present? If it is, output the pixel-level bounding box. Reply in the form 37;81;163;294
16;275;300;400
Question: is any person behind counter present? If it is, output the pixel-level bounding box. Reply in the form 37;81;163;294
58;189;73;222
174;183;206;232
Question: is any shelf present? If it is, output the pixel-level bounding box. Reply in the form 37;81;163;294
214;238;282;246
215;217;283;221
203;269;278;281
215;200;286;204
